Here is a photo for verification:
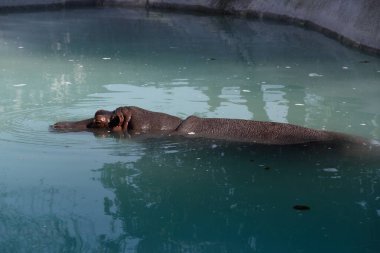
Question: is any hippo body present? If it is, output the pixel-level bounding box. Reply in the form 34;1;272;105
52;106;370;146
119;106;183;132
175;116;342;145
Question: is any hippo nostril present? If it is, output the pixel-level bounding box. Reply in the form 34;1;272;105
50;122;71;131
92;120;106;129
53;123;64;128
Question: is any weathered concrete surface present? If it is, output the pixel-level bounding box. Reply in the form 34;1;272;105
105;0;380;54
0;0;98;8
228;0;380;54
0;0;379;54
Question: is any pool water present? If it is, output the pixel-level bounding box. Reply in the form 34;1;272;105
0;7;379;253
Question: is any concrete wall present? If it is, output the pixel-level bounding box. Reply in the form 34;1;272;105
0;0;97;8
0;0;379;54
105;0;380;55
230;0;380;54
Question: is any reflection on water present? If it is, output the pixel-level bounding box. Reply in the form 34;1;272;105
261;84;288;123
95;138;380;253
0;7;380;253
2;137;378;252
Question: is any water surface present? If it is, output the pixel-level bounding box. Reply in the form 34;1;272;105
0;7;379;253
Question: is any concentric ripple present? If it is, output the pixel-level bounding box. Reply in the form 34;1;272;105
0;106;96;147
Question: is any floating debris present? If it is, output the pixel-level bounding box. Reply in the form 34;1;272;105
308;73;323;77
187;132;195;135
248;236;257;251
293;205;311;211
323;168;338;173
295;103;304;106
242;89;251;93
102;57;111;60
145;202;156;208
342;66;349;70
13;83;28;87
356;201;367;209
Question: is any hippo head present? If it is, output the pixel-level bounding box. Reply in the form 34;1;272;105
52;109;117;132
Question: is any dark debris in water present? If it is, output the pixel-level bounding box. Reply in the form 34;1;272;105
293;205;311;211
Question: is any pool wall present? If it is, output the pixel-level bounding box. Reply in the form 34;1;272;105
0;0;99;8
0;0;379;55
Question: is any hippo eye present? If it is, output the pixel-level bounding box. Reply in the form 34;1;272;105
92;115;111;128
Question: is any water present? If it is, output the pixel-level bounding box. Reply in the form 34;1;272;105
0;7;379;253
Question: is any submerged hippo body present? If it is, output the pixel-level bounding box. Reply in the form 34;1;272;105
52;106;371;146
175;116;359;145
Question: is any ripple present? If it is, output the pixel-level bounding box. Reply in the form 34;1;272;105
0;106;95;147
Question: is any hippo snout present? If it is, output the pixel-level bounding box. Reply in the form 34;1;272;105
51;121;68;129
50;121;79;131
50;118;94;132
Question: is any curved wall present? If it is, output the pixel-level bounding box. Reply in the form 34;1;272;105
0;0;97;8
0;0;379;54
231;0;380;54
107;0;380;55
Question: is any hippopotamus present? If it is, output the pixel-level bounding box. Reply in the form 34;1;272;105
52;106;376;147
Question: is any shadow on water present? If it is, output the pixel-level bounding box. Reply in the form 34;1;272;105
93;136;380;252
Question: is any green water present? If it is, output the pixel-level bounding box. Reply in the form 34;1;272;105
0;7;379;253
